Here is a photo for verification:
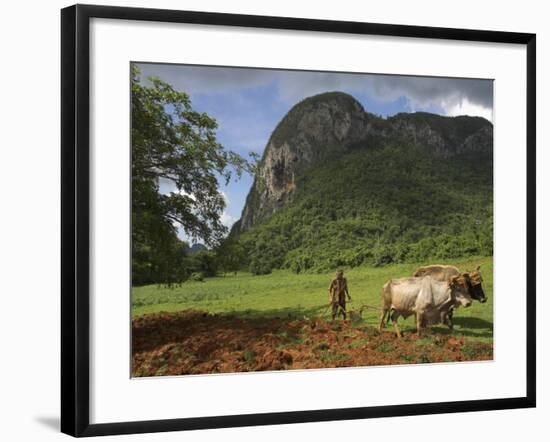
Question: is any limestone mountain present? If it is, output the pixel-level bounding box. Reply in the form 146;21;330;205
235;92;492;234
229;91;493;274
236;92;369;232
185;243;208;254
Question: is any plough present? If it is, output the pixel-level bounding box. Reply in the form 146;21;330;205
320;299;383;320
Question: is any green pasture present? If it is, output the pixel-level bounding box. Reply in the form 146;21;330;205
132;256;493;342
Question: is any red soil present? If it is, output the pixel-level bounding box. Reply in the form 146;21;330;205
132;310;492;377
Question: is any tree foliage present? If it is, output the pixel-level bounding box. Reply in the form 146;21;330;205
131;66;248;285
234;142;493;274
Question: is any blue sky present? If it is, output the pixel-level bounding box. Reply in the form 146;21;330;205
136;63;493;244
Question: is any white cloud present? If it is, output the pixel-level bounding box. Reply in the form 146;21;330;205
175;225;191;243
442;97;493;122
157;179;234;237
171;188;196;200
220;211;237;229
270;72;494;121
220;191;230;205
136;63;493;121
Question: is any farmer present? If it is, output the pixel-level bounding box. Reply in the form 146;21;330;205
328;270;352;320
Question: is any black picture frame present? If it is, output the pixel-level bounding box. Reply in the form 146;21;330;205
61;4;536;437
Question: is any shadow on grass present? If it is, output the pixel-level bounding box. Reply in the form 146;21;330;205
453;316;493;329
429;316;493;339
224;304;331;320
452;316;493;338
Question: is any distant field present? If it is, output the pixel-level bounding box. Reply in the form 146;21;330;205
132;256;493;342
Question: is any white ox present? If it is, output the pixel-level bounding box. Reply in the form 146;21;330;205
412;264;487;329
378;275;472;338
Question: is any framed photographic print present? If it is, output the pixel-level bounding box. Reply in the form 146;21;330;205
61;4;536;437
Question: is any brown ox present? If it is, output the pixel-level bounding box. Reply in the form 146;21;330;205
413;264;461;281
412;264;487;329
379;274;472;338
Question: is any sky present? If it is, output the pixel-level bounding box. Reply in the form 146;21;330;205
135;63;493;244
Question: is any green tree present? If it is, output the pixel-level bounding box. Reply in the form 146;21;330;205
215;236;246;275
131;65;249;285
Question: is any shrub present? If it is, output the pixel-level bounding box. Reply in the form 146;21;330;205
191;272;205;282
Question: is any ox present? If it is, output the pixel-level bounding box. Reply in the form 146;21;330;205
379;274;472;338
413;264;487;329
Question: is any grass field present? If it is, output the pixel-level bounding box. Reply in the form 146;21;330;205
132;256;493;343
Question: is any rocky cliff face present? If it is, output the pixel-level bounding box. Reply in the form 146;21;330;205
237;92;371;231
236;92;492;233
384;112;492;156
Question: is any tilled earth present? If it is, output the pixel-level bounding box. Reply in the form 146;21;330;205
132;310;493;377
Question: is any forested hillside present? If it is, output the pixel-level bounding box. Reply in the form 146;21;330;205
230;92;493;274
